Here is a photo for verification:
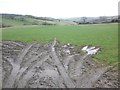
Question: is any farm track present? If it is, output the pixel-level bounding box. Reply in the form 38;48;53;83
1;40;118;88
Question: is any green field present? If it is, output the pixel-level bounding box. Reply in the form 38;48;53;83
1;23;118;65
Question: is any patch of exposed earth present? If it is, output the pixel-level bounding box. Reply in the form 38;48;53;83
1;39;119;88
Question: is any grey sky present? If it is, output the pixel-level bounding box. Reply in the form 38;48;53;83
0;0;119;18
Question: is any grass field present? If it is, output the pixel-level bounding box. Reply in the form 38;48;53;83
1;23;118;65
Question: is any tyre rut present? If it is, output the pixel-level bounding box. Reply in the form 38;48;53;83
4;43;36;88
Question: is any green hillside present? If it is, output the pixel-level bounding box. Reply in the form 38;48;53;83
0;14;77;27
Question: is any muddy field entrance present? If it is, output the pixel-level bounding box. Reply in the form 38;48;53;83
1;39;118;88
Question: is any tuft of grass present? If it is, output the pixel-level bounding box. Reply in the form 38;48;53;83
1;23;118;65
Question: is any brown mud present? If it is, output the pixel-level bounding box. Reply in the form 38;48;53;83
1;39;118;88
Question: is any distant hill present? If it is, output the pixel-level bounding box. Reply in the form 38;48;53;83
0;14;118;28
0;14;77;27
65;16;118;24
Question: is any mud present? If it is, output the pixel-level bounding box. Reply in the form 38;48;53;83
1;39;118;88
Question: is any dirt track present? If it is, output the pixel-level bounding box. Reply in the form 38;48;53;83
1;39;118;88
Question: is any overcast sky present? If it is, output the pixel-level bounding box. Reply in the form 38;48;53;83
0;0;119;18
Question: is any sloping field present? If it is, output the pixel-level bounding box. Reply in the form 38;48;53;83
2;23;118;65
1;40;118;88
1;14;77;27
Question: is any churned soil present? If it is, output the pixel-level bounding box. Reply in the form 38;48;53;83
1;40;118;88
